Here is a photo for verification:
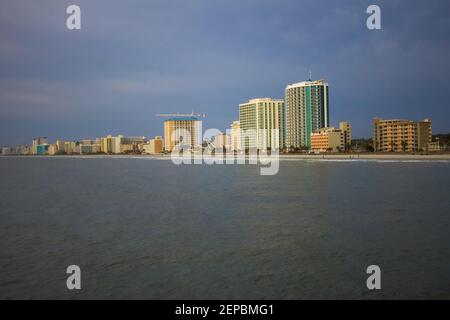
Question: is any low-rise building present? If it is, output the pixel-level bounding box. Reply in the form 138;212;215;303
142;136;163;154
212;133;231;151
1;147;11;155
311;127;345;153
373;118;432;152
428;142;445;152
121;136;147;153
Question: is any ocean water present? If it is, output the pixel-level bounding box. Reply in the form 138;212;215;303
0;157;449;299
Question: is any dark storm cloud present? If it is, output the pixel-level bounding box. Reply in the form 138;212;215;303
1;0;449;145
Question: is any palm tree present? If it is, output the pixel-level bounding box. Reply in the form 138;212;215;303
401;140;408;153
389;141;396;152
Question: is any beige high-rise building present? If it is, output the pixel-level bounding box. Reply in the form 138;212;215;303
373;118;432;152
64;141;76;154
339;121;352;148
55;140;65;154
164;117;202;152
48;144;58;156
310;127;345;153
230;121;241;151
112;135;123;154
239;98;285;151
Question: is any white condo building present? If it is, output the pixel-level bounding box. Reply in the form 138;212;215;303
239;98;285;151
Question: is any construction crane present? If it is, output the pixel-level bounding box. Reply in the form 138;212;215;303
155;111;206;118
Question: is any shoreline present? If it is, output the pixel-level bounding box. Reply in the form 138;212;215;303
2;153;450;161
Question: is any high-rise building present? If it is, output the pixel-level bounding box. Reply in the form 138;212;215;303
55;140;66;154
339;121;352;149
64;141;76;154
111;135;123;154
285;79;329;149
373;118;432;152
164;117;202;152
310;127;345;153
48;144;58;156
230;121;241;151
101;136;111;154
239;98;285;151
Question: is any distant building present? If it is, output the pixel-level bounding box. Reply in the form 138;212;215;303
310;127;345;153
142;136;163;154
285;79;329;149
64;141;77;154
339;121;352;148
164;117;202;152
101;135;113;154
37;144;49;155
239;98;285;151
48;144;58;156
427;142;444;152
373;118;432;152
112;135;123;154
212;133;231;150
230;121;241;151
121;136;147;153
32;137;48;155
55;140;66;154
12;145;30;155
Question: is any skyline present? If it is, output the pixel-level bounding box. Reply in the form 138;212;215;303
1;0;450;145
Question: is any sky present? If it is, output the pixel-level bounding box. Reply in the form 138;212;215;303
1;0;450;146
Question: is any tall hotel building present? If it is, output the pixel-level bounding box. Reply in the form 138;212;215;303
239;98;285;150
285;79;329;149
164;117;202;152
373;118;432;152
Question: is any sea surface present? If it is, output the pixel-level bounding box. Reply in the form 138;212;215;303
0;157;449;299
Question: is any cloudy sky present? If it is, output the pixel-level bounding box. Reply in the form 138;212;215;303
1;0;449;145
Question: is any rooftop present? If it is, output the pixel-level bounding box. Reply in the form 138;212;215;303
165;117;200;122
286;79;328;90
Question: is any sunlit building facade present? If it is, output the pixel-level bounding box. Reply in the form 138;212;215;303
373;118;432;152
230;121;241;152
239;98;285;151
164;117;202;152
310;127;345;153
